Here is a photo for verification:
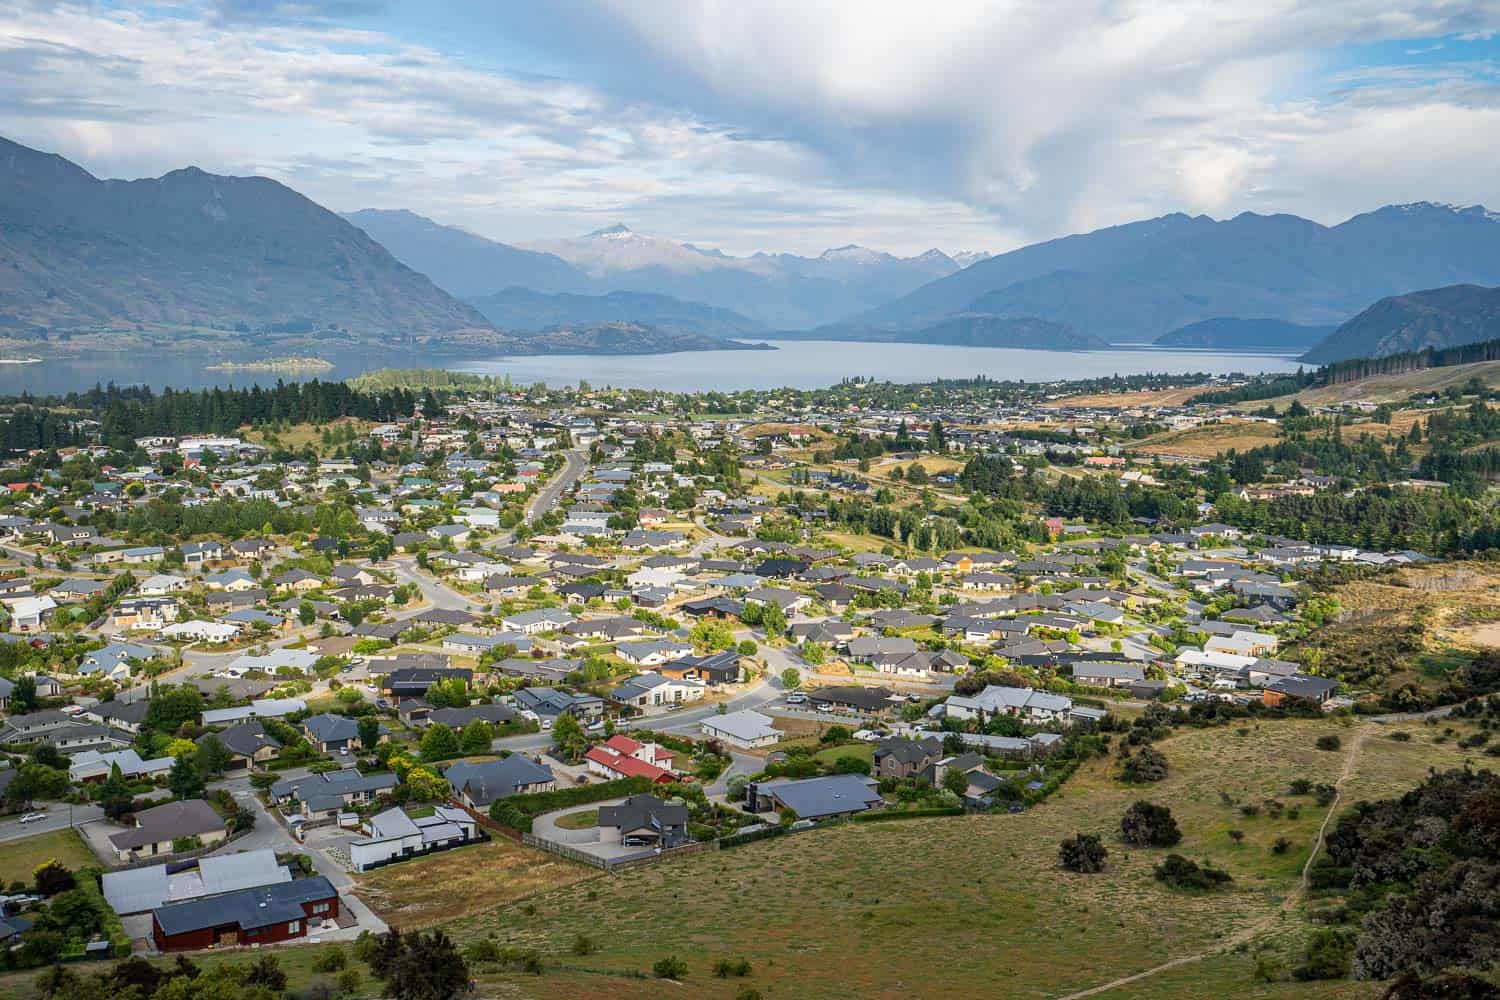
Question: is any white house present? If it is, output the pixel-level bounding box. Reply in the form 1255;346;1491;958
700;709;779;749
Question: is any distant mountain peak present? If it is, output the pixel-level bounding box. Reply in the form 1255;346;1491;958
587;222;637;240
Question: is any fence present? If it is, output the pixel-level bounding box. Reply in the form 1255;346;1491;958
520;833;720;873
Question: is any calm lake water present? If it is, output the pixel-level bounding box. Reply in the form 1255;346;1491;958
0;341;1302;396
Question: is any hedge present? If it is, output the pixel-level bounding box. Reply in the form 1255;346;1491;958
851;806;964;824
718;824;787;850
489;776;655;833
81;869;131;958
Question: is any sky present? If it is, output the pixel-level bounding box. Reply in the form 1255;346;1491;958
3;0;1500;257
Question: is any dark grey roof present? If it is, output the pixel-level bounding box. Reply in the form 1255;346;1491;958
598;793;688;833
444;755;552;805
153;876;336;935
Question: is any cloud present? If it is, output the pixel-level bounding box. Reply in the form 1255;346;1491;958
2;0;1500;255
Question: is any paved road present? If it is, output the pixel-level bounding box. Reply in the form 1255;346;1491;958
526;449;588;524
387;557;481;612
0;805;104;845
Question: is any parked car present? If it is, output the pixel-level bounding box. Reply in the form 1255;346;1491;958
785;692;806;705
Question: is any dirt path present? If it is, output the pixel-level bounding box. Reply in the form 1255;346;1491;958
1052;726;1370;1000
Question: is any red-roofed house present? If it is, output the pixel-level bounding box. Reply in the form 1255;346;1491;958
583;745;676;784
600;734;676;772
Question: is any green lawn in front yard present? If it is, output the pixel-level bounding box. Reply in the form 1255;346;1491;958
811;742;874;765
553;809;599;831
0;827;100;885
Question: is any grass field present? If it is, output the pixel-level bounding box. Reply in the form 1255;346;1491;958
1044;386;1212;409
351;835;596;928
1132;420;1282;458
0;827;99;885
442;715;1421;998
1231;358;1500;411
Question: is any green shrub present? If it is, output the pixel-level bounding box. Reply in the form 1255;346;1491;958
1316;734;1342;751
1293;928;1353;981
653;956;689;980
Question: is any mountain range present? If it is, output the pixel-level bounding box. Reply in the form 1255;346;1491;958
0;136;486;342
1302;284;1500;364
856;203;1500;345
9;133;1500;365
356;214;984;330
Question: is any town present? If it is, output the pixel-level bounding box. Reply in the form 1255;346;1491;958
0;365;1497;998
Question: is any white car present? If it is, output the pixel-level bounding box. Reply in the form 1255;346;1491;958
19;813;46;824
785;692;806;705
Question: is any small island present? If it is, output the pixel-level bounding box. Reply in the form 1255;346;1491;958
206;356;334;373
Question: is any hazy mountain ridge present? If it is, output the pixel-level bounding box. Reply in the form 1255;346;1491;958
342;209;587;297
762;314;1108;351
0;136;488;341
520;223;975;329
506;321;773;356
1152;317;1333;349
468;287;765;338
859;203;1500;343
1302;284;1500;363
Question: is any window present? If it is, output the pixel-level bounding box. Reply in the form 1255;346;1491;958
312;903;329;914
287;921;301;934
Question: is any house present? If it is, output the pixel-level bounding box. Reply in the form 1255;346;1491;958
699;709;780;749
944;685;1074;723
616;640;694;667
444;755;555;809
805;685;900;716
1071;663;1146;688
10;596;57;633
1263;674;1338;707
108;800;229;862
512;687;604;723
597;794;689;848
348;805;481;872
270;768;399;821
271;568;323;592
584;744;676;784
83;698;152;733
179;541;224;565
201;698;306;727
747;773;883;820
303;713;362;753
609;672;706;709
68;748;173;784
500;608;575;635
102;849;289;916
151;876;339;952
662;650;743;686
383;667;472;700
206;722;280;770
598;733;677;771
162;620;241;644
872;736;943;779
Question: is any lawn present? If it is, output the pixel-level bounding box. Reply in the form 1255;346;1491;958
445;716;1391;998
0;827;100;886
554;809;599;831
351;835;597;928
811;742;874;766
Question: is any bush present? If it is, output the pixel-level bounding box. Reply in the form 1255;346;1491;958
1294;928;1353;980
1120;747;1168;783
572;933;594;956
1153;854;1232;891
1271;836;1292;855
1120;801;1181;848
713;957;752;978
313;947;347;973
653;956;689;980
1316;734;1342;751
336;969;362;996
1058;833;1108;873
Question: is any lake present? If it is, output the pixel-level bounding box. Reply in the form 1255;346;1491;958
0;341;1302;396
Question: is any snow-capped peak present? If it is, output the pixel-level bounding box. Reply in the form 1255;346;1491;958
586;222;638;240
819;244;889;263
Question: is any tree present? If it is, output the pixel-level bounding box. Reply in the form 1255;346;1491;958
1120;800;1182;847
1154;854;1232;890
194;735;233;777
942;767;970;797
245;954;288;992
780;667;801;690
761;601;787;637
8;763;70;807
1121;747;1169;783
298;601;316;626
145;685;205;734
420;723;461;762
1058;833;1108;873
10;675;37;712
551;713;586;760
370;928;470;1000
98;763;134;821
168;753;205;800
460;720;495;755
359;715;382;750
33;861;75;896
